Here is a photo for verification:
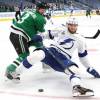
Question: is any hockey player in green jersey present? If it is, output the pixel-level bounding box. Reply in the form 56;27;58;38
5;2;49;80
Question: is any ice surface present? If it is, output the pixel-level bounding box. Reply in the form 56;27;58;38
0;15;100;100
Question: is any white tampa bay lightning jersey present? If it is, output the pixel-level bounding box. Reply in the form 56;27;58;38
43;29;91;68
44;29;86;57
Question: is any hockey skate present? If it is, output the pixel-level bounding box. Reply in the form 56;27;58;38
72;85;94;97
5;66;20;82
87;67;100;78
5;64;20;81
5;70;20;83
6;71;20;80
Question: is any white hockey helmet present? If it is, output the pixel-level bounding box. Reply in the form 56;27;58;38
66;17;78;25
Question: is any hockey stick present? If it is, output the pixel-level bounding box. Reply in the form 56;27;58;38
85;29;100;39
62;24;100;39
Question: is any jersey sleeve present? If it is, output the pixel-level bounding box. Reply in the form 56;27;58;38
77;36;87;56
35;17;46;33
77;36;91;68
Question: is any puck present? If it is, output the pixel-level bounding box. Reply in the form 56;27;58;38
38;89;44;92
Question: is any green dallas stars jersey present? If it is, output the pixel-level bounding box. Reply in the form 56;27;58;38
12;10;46;41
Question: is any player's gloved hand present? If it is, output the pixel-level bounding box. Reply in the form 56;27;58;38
87;67;100;78
32;35;43;42
28;35;43;47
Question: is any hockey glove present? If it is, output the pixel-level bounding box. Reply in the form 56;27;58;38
32;35;43;42
28;35;43;47
87;67;100;78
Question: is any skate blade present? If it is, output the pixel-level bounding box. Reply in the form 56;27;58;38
12;79;20;84
73;92;94;97
5;77;20;84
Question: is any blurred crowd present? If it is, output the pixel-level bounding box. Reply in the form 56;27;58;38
0;0;100;16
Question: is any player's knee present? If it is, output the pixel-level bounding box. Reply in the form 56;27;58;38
70;66;80;75
65;65;80;75
27;50;45;65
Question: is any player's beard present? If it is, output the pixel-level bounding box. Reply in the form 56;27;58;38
68;28;77;34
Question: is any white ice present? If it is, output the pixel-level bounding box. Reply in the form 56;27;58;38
0;15;100;100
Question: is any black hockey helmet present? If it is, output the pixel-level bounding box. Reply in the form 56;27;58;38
36;2;49;9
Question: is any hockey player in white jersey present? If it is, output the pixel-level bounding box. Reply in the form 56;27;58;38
7;18;100;97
